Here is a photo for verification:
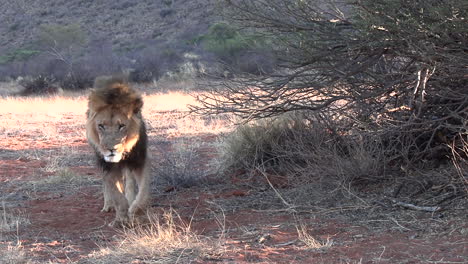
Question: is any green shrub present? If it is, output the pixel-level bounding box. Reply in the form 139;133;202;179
38;23;87;50
0;49;40;64
194;22;268;62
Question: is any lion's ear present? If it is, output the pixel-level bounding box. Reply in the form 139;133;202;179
133;97;143;114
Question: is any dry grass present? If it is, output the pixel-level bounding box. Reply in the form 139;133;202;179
0;242;33;264
218;112;385;184
83;209;215;264
0;86;233;137
0;94;87;115
155;139;208;188
33;169;96;188
0;203;31;264
296;222;333;249
1;202;30;233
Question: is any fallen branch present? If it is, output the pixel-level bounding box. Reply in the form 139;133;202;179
391;199;441;212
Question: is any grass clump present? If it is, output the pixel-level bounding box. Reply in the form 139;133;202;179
0;242;33;264
219;112;386;186
84;210;209;264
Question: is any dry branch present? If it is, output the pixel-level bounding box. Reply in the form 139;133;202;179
391;199;441;212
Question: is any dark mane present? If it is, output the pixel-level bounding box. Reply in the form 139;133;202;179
88;75;143;114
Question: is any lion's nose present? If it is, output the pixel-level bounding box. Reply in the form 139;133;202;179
108;147;117;153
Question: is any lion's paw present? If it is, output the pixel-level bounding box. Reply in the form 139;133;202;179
101;206;114;213
108;218;129;228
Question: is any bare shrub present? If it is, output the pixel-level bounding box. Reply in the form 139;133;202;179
128;46;184;83
18;75;61;96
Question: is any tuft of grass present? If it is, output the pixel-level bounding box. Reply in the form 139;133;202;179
0;242;33;264
296;223;333;249
84;210;212;264
1;202;30;233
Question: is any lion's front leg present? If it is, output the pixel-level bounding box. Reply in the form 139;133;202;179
124;168;136;205
128;162;151;219
101;183;115;212
103;168;130;227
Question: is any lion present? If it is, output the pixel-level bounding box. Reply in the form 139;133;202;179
86;75;151;227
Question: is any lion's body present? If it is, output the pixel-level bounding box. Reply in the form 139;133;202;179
86;76;150;227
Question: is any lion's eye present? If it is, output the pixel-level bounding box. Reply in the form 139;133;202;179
118;124;126;130
98;124;105;131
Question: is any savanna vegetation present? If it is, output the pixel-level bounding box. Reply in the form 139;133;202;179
1;0;467;263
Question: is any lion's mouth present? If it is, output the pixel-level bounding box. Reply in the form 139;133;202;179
104;152;123;163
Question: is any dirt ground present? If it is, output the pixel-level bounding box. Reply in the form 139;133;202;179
0;92;467;264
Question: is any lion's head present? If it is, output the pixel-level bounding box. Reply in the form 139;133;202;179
86;76;144;163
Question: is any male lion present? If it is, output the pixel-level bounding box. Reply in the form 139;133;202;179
86;76;150;227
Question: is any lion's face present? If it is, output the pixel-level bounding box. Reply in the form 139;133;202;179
86;77;144;164
91;108;141;163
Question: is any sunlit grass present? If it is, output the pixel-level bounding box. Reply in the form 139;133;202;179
0;94;87;115
296;223;333;249
144;91;200;112
0;91;197;115
85;210;215;264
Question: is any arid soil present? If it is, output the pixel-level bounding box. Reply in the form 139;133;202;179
0;93;467;263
